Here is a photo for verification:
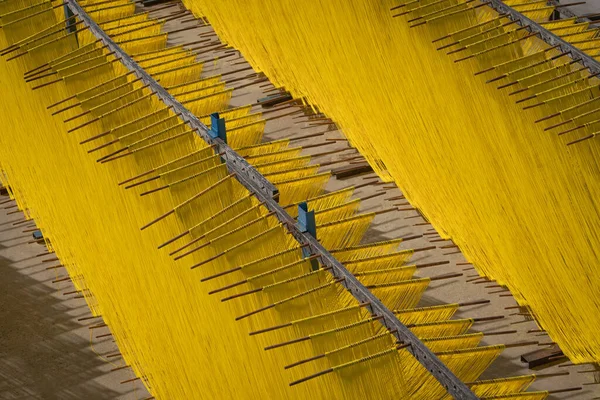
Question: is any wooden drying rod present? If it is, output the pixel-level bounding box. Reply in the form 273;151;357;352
288;344;410;386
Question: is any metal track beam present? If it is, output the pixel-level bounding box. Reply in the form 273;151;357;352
487;0;600;74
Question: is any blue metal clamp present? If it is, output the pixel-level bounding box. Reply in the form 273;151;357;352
209;113;227;143
297;202;319;271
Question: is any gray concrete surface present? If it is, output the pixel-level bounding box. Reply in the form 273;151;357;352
0;197;150;400
557;0;600;18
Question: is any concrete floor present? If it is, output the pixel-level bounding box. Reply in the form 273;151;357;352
0;197;150;399
557;0;600;19
1;1;599;399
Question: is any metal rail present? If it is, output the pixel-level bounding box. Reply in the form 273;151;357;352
486;0;600;75
64;0;479;398
65;1;279;201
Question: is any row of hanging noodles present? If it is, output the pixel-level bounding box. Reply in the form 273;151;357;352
0;0;564;398
393;0;600;368
406;0;600;147
178;0;600;365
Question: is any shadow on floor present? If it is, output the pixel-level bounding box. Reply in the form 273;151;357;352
0;251;123;400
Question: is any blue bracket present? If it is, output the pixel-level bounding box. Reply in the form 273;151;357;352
209;113;227;143
32;230;43;240
297;202;319;271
